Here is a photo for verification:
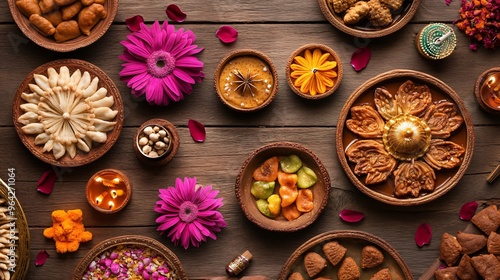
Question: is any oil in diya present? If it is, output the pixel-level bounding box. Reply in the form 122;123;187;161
480;71;500;110
86;169;131;214
218;54;275;110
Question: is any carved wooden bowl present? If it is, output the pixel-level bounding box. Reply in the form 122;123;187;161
13;59;124;167
318;0;421;38
336;69;474;206
285;43;343;100
133;118;180;166
278;230;413;279
214;49;279;112
235;142;331;232
474;67;500;114
73;235;187;279
8;0;118;52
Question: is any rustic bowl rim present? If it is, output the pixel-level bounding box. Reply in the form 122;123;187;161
86;168;132;214
317;0;421;38
235;141;331;232
133;118;180;166
335;69;474;206
12;58;124;167
7;0;118;52
474;67;500;114
73;235;188;280
214;49;279;112
277;230;413;280
285;43;343;100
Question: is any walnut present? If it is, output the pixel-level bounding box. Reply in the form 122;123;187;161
439;233;462;267
471;205;500;235
367;0;392;27
456;231;487;255
343;1;370;25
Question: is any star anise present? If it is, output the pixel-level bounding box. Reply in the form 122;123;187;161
233;69;261;96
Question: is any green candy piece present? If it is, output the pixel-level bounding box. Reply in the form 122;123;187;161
256;199;273;217
250;181;275;199
280;154;303;173
297;166;318;188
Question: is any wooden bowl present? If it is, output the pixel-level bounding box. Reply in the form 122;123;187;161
133;118;179;166
235;142;331;232
336;69;474;206
474;67;500;114
13;59;124;167
214;49;279;112
8;0;118;52
0;179;30;280
286;43;343;99
278;230;413;279
73;235;187;279
86;169;132;214
318;0;421;38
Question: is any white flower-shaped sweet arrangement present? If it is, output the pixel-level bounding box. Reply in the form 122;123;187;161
344;80;466;198
17;66;118;160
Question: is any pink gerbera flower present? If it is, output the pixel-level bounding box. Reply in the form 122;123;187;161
154;177;227;249
119;21;204;106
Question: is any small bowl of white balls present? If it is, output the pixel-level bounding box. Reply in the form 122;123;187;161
133;119;179;166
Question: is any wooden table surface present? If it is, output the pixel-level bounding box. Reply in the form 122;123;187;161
1;0;500;279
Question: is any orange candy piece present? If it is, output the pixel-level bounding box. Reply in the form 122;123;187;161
296;189;314;213
253;156;279;182
278;170;298;187
279;184;298;208
282;204;302;221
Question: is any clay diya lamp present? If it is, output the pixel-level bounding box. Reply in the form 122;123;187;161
415;23;457;60
133;118;179;166
286;43;343;100
214;49;278;112
475;67;500;114
86;169;131;214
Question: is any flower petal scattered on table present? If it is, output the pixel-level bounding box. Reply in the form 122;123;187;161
459;201;478;221
37;169;57;195
339;209;365;223
35;250;49;266
166;4;186;22
216;25;238;43
188;119;206;142
350;47;371;72
125;15;144;32
415;223;432;247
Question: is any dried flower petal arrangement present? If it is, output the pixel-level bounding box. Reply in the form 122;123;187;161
455;0;500;50
154;177;227;249
119;21;204;106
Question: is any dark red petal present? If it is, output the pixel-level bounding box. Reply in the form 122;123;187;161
339;209;365;223
415;223;432;247
35;250;49;266
350;47;371;72
37;169;57;195
216;25;238;43
459;201;478;221
125;15;144;32
166;4;186;23
188;119;206;142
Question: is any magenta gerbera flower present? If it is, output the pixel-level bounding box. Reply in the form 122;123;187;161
154;177;227;249
119;21;204;106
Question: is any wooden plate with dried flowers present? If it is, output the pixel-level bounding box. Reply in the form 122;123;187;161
13;59;124;167
318;0;421;38
336;69;474;206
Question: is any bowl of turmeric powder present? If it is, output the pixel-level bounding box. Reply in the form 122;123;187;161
8;0;118;52
235;142;331;232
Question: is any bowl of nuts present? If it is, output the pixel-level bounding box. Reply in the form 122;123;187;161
8;0;118;52
133;118;179;166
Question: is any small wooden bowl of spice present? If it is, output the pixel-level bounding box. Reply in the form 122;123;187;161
133;118;179;166
214;49;279;112
286;43;343;100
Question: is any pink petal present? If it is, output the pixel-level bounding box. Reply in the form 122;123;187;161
459;201;478;221
166;4;186;22
415;223;432;247
216;26;238;43
125;15;144;32
350;47;371;72
35;250;49;266
37;169;57;195
188;119;206;142
339;209;364;223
